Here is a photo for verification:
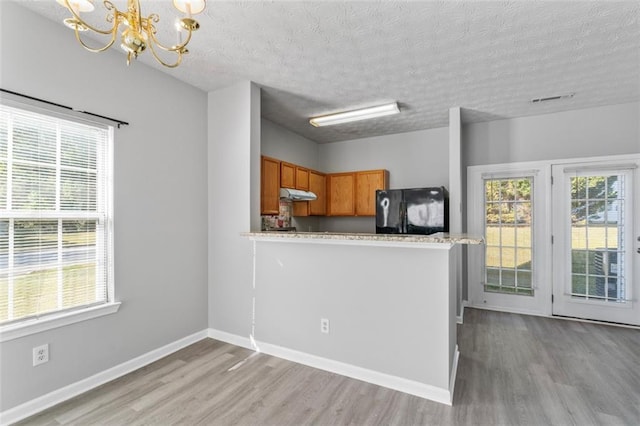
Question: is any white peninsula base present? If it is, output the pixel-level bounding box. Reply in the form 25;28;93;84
239;232;482;405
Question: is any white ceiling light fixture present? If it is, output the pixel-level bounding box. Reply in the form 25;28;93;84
309;102;400;127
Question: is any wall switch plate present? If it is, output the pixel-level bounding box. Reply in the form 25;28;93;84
320;318;330;334
33;344;49;366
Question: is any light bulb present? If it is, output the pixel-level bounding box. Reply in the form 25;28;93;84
173;0;206;15
56;0;95;13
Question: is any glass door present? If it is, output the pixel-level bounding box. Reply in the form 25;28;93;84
552;160;640;325
467;166;551;316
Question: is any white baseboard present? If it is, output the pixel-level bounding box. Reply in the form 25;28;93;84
207;328;254;350
208;328;455;406
449;345;460;402
0;330;209;426
467;303;548;318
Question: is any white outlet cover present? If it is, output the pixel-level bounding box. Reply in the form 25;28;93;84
33;344;49;366
320;318;330;334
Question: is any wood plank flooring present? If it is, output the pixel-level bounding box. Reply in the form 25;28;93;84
17;309;640;425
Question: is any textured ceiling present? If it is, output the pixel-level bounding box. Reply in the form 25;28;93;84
14;0;640;143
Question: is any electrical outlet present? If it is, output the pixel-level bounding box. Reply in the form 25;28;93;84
33;344;49;366
320;318;330;334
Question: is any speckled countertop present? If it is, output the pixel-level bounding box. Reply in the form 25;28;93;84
244;231;484;245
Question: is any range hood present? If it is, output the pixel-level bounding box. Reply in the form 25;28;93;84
280;188;317;201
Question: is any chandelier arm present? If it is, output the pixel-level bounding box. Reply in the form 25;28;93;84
73;17;120;53
143;17;194;53
62;0;120;36
147;37;183;68
140;17;183;67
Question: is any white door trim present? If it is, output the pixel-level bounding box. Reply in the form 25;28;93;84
551;157;640;325
467;160;552;316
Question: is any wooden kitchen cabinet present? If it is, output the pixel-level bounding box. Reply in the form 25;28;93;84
292;170;325;217
280;162;296;188
261;156;280;215
327;172;356;216
295;167;310;190
262;153;387;218
355;170;389;216
309;170;326;215
327;169;388;216
292;201;309;217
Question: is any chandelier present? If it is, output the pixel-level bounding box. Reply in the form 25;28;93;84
56;0;206;68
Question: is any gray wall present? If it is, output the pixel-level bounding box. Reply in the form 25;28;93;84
208;82;261;336
464;102;640;166
0;2;208;411
318;127;450;232
261;119;319;170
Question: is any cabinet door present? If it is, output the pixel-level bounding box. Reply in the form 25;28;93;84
327;173;355;216
261;156;280;214
355;170;389;216
292;201;309;217
309;170;326;215
281;162;296;189
296;167;310;190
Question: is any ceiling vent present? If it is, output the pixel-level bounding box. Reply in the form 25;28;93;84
531;93;575;104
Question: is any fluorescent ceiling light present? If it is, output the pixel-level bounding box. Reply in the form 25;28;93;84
309;102;400;127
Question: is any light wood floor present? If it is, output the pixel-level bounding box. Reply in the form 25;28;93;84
18;309;640;425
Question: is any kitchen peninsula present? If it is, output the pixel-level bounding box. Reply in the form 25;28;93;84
243;231;483;405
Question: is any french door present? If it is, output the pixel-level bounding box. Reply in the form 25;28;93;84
467;165;551;316
551;160;640;325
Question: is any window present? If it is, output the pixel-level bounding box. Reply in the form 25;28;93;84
469;162;550;315
484;177;534;296
0;103;113;326
568;173;626;302
551;159;639;325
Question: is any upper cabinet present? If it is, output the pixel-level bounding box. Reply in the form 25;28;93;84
327;173;356;216
327;169;388;217
280;162;296;189
292;169;326;217
261;155;387;218
355;170;389;216
261;156;280;215
296;167;309;190
308;170;326;215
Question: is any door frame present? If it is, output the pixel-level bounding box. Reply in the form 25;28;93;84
467;160;552;317
467;154;639;323
551;157;640;325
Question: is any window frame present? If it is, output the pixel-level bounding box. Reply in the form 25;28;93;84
483;175;535;296
0;99;118;342
467;161;552;316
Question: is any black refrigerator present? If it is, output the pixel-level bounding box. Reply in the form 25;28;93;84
376;187;449;235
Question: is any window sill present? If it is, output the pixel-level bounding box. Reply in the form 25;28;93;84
0;302;122;343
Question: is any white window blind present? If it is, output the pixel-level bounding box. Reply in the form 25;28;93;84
0;103;113;325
